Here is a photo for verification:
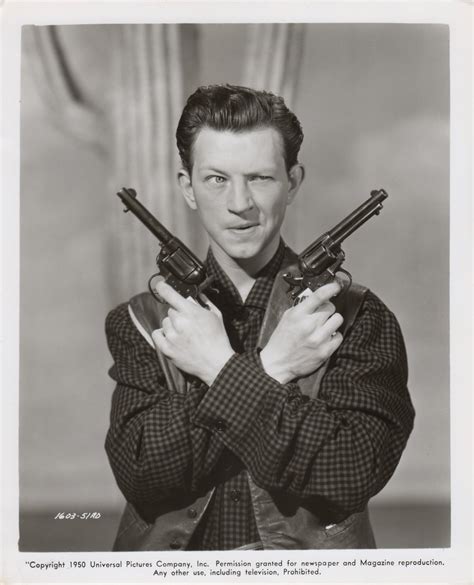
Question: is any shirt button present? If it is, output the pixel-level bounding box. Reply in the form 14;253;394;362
230;489;241;502
214;419;227;432
169;539;181;549
187;508;197;519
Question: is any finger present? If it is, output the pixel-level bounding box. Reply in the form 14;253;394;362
151;328;171;355
149;275;166;302
300;301;336;333
296;282;342;313
161;316;174;336
153;275;166;285
155;280;192;312
327;331;344;353
313;328;343;361
316;312;344;340
314;301;336;319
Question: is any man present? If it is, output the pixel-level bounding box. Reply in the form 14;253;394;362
105;84;415;551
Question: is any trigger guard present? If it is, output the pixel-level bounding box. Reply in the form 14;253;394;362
148;272;166;303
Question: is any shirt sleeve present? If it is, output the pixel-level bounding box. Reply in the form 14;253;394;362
191;291;415;516
104;302;230;507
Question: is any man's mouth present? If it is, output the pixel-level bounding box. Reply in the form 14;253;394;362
228;223;259;231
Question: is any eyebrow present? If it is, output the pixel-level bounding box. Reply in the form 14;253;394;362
199;167;228;175
198;167;278;175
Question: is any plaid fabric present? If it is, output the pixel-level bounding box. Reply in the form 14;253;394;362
105;241;414;550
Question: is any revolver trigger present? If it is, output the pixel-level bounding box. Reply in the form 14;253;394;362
282;271;304;285
335;267;353;292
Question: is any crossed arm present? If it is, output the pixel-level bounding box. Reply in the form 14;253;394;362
105;284;414;516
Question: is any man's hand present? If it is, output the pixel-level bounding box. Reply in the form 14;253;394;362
260;282;344;384
151;281;235;386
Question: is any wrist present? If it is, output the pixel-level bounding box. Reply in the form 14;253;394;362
259;347;292;384
202;347;235;386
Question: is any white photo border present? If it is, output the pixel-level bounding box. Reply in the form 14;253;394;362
1;1;472;584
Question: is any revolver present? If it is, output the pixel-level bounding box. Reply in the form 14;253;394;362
283;189;388;302
117;187;213;304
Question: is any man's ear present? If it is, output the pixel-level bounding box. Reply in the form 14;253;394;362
287;163;305;206
177;169;197;210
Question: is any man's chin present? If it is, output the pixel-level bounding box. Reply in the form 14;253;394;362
216;237;266;262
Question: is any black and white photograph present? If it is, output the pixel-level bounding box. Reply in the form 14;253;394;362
1;1;472;583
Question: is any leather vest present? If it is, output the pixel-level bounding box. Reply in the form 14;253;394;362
112;249;376;550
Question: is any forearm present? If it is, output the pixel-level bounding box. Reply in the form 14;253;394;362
192;293;414;515
105;303;227;506
105;381;226;504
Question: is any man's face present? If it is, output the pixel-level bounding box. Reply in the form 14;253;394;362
178;127;304;266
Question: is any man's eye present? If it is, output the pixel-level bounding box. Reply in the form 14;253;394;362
207;175;226;185
249;175;272;182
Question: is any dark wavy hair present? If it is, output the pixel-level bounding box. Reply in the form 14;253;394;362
176;84;304;174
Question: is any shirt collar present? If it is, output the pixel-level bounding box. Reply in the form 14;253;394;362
205;239;287;310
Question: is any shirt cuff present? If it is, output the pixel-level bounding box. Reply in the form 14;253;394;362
191;350;287;445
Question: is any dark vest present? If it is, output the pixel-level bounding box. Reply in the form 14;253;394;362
112;249;376;550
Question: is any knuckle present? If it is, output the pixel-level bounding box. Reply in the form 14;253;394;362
307;319;320;336
308;329;323;347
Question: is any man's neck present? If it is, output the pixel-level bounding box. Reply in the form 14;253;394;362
210;238;280;302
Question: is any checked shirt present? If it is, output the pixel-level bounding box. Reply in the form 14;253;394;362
105;241;414;550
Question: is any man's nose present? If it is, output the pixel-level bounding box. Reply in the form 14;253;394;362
227;181;254;214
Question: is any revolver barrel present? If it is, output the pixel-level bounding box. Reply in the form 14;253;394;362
328;189;388;246
117;187;174;244
296;189;388;282
117;187;209;294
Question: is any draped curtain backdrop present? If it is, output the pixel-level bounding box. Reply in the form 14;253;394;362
25;23;306;303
